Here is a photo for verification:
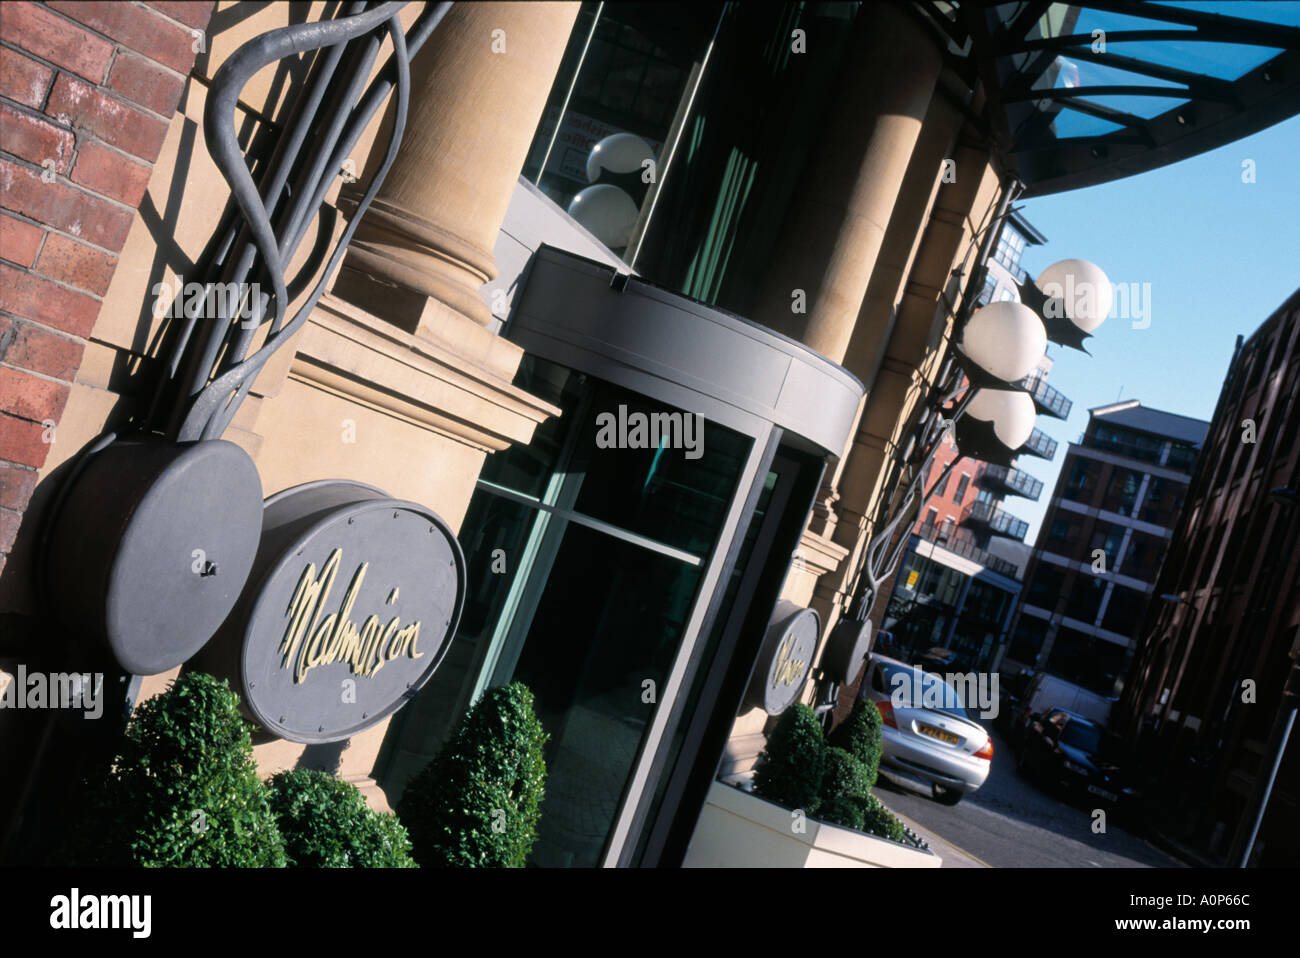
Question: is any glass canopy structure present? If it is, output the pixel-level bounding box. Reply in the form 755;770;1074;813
918;1;1300;195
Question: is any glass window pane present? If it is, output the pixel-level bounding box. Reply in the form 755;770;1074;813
509;523;706;867
480;356;586;499
569;384;752;557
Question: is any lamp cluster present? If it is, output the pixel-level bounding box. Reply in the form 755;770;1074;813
955;258;1111;462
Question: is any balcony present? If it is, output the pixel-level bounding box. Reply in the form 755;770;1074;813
1020;427;1059;461
961;500;1030;542
978;463;1043;501
915;522;1021;578
1018;371;1073;420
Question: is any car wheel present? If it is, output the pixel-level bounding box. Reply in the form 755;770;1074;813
932;784;964;806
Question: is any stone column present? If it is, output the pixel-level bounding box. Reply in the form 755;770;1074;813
812;148;1004;655
254;2;580;810
334;1;580;335
751;2;942;365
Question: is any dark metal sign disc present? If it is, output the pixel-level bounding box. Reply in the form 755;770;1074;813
195;480;465;743
45;436;264;676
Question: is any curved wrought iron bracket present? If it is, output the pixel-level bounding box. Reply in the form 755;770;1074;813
154;2;453;443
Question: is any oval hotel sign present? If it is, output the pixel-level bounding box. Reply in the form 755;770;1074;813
745;600;819;715
196;480;465;743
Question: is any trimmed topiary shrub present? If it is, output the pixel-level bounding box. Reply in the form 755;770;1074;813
753;703;826;814
861;794;908;843
829;696;884;788
84;671;286;867
816;747;873;830
266;769;416;868
397;682;547;867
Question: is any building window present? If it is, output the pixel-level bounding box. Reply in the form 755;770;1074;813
1165;442;1198;472
921;507;938;536
933;470;950;497
993;226;1026;273
1101;585;1150;638
1065;575;1106;623
1107;467;1142;517
939;516;954;541
1008;617;1050;666
1093;423;1164;465
1064;459;1096;501
1089;522;1126;570
1026;563;1067;610
1047;514;1083;546
1140;476;1186;526
1046;629;1127;696
954;473;971;500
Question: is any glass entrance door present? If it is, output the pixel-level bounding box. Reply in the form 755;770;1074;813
375;356;758;866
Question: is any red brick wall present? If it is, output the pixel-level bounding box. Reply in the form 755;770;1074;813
0;1;213;576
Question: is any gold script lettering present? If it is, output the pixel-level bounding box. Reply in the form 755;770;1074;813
771;634;807;689
280;548;424;684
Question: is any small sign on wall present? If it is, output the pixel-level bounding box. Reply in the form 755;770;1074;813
745;601;819;715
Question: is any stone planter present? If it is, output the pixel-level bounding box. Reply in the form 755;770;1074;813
683;781;942;868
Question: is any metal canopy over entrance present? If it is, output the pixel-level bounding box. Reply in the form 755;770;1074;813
916;1;1300;196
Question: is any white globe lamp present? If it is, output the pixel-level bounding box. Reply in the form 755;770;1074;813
1036;258;1112;333
966;388;1037;450
960;301;1048;383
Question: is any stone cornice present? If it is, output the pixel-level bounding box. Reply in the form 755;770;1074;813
794;528;851;579
287;294;560;453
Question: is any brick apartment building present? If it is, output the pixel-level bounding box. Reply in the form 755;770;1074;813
1004;400;1209;696
1117;287;1300;867
872;208;1067;675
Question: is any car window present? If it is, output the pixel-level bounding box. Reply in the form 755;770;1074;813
879;662;968;717
1060;720;1102;753
870;665;886;694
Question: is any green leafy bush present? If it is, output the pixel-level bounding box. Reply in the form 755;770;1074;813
816;747;873;830
861;794;907;843
397;682;548;867
266;769;416;868
84;671;286;867
829;696;884;788
753;703;826;814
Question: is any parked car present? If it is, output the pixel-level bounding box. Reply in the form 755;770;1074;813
860;654;993;805
1016;708;1140;809
1006;672;1114;747
911;646;972;675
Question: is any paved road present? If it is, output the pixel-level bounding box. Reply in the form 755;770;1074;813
872;728;1182;868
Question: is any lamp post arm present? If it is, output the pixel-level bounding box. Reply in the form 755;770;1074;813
850;381;976;623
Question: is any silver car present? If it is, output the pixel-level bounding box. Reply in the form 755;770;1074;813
859;654;993;805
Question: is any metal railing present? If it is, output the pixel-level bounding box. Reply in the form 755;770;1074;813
962;500;1030;541
1019;370;1073;419
1022;427;1059;460
915;521;1021;577
979;463;1043;501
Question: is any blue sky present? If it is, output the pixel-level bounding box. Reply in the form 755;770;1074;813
1009;112;1300;542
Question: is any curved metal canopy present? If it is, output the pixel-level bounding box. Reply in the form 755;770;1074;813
917;1;1300;196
